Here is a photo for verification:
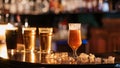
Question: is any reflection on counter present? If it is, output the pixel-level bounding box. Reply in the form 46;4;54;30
7;49;115;64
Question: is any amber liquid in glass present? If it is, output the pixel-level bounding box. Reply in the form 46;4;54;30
23;30;36;51
39;32;52;53
68;30;82;50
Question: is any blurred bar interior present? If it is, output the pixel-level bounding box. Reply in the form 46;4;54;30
0;0;120;58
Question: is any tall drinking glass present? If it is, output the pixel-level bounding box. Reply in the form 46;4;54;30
39;27;53;64
39;28;53;53
22;27;36;51
6;27;18;50
68;23;82;61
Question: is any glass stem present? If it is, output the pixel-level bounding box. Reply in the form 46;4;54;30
73;49;78;59
72;49;78;64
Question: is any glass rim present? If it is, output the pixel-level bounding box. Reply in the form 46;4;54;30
22;27;36;30
39;27;53;33
38;27;53;31
68;23;81;30
38;27;53;29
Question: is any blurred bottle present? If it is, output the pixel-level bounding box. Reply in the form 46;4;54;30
17;0;24;14
3;0;10;14
16;14;23;44
98;0;103;12
9;0;17;14
115;1;120;11
0;0;3;14
82;0;87;12
23;0;31;14
29;0;35;14
42;0;49;13
92;0;98;12
34;0;43;14
0;14;5;24
24;18;29;28
87;0;93;12
4;13;9;24
9;14;15;26
61;0;75;13
61;0;67;13
49;0;61;14
102;0;109;12
16;14;22;29
77;0;84;12
66;0;76;13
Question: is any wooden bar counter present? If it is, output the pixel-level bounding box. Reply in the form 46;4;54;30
0;50;120;68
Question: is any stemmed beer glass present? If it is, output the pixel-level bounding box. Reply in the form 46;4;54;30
68;23;82;61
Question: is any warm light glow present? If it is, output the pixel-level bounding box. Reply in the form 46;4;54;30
0;24;8;59
31;35;35;51
11;49;14;56
6;23;14;29
0;25;7;40
25;22;28;28
0;44;8;59
0;26;6;35
0;23;16;59
30;51;35;63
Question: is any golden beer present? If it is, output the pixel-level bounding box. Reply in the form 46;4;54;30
22;27;36;51
39;28;53;53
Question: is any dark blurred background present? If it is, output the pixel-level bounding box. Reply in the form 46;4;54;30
1;0;120;54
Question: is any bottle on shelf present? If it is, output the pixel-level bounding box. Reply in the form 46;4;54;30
34;0;43;14
49;0;61;14
102;0;109;12
24;18;29;28
9;0;17;14
86;0;93;12
92;0;98;12
0;14;5;24
42;0;49;13
29;0;35;14
16;14;23;44
9;14;15;26
4;13;9;24
16;0;24;14
0;0;113;14
0;0;3;14
23;0;31;14
3;0;10;14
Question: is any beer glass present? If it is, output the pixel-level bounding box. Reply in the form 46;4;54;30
68;23;82;61
22;27;36;51
6;27;18;49
39;27;53;64
39;28;53;53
